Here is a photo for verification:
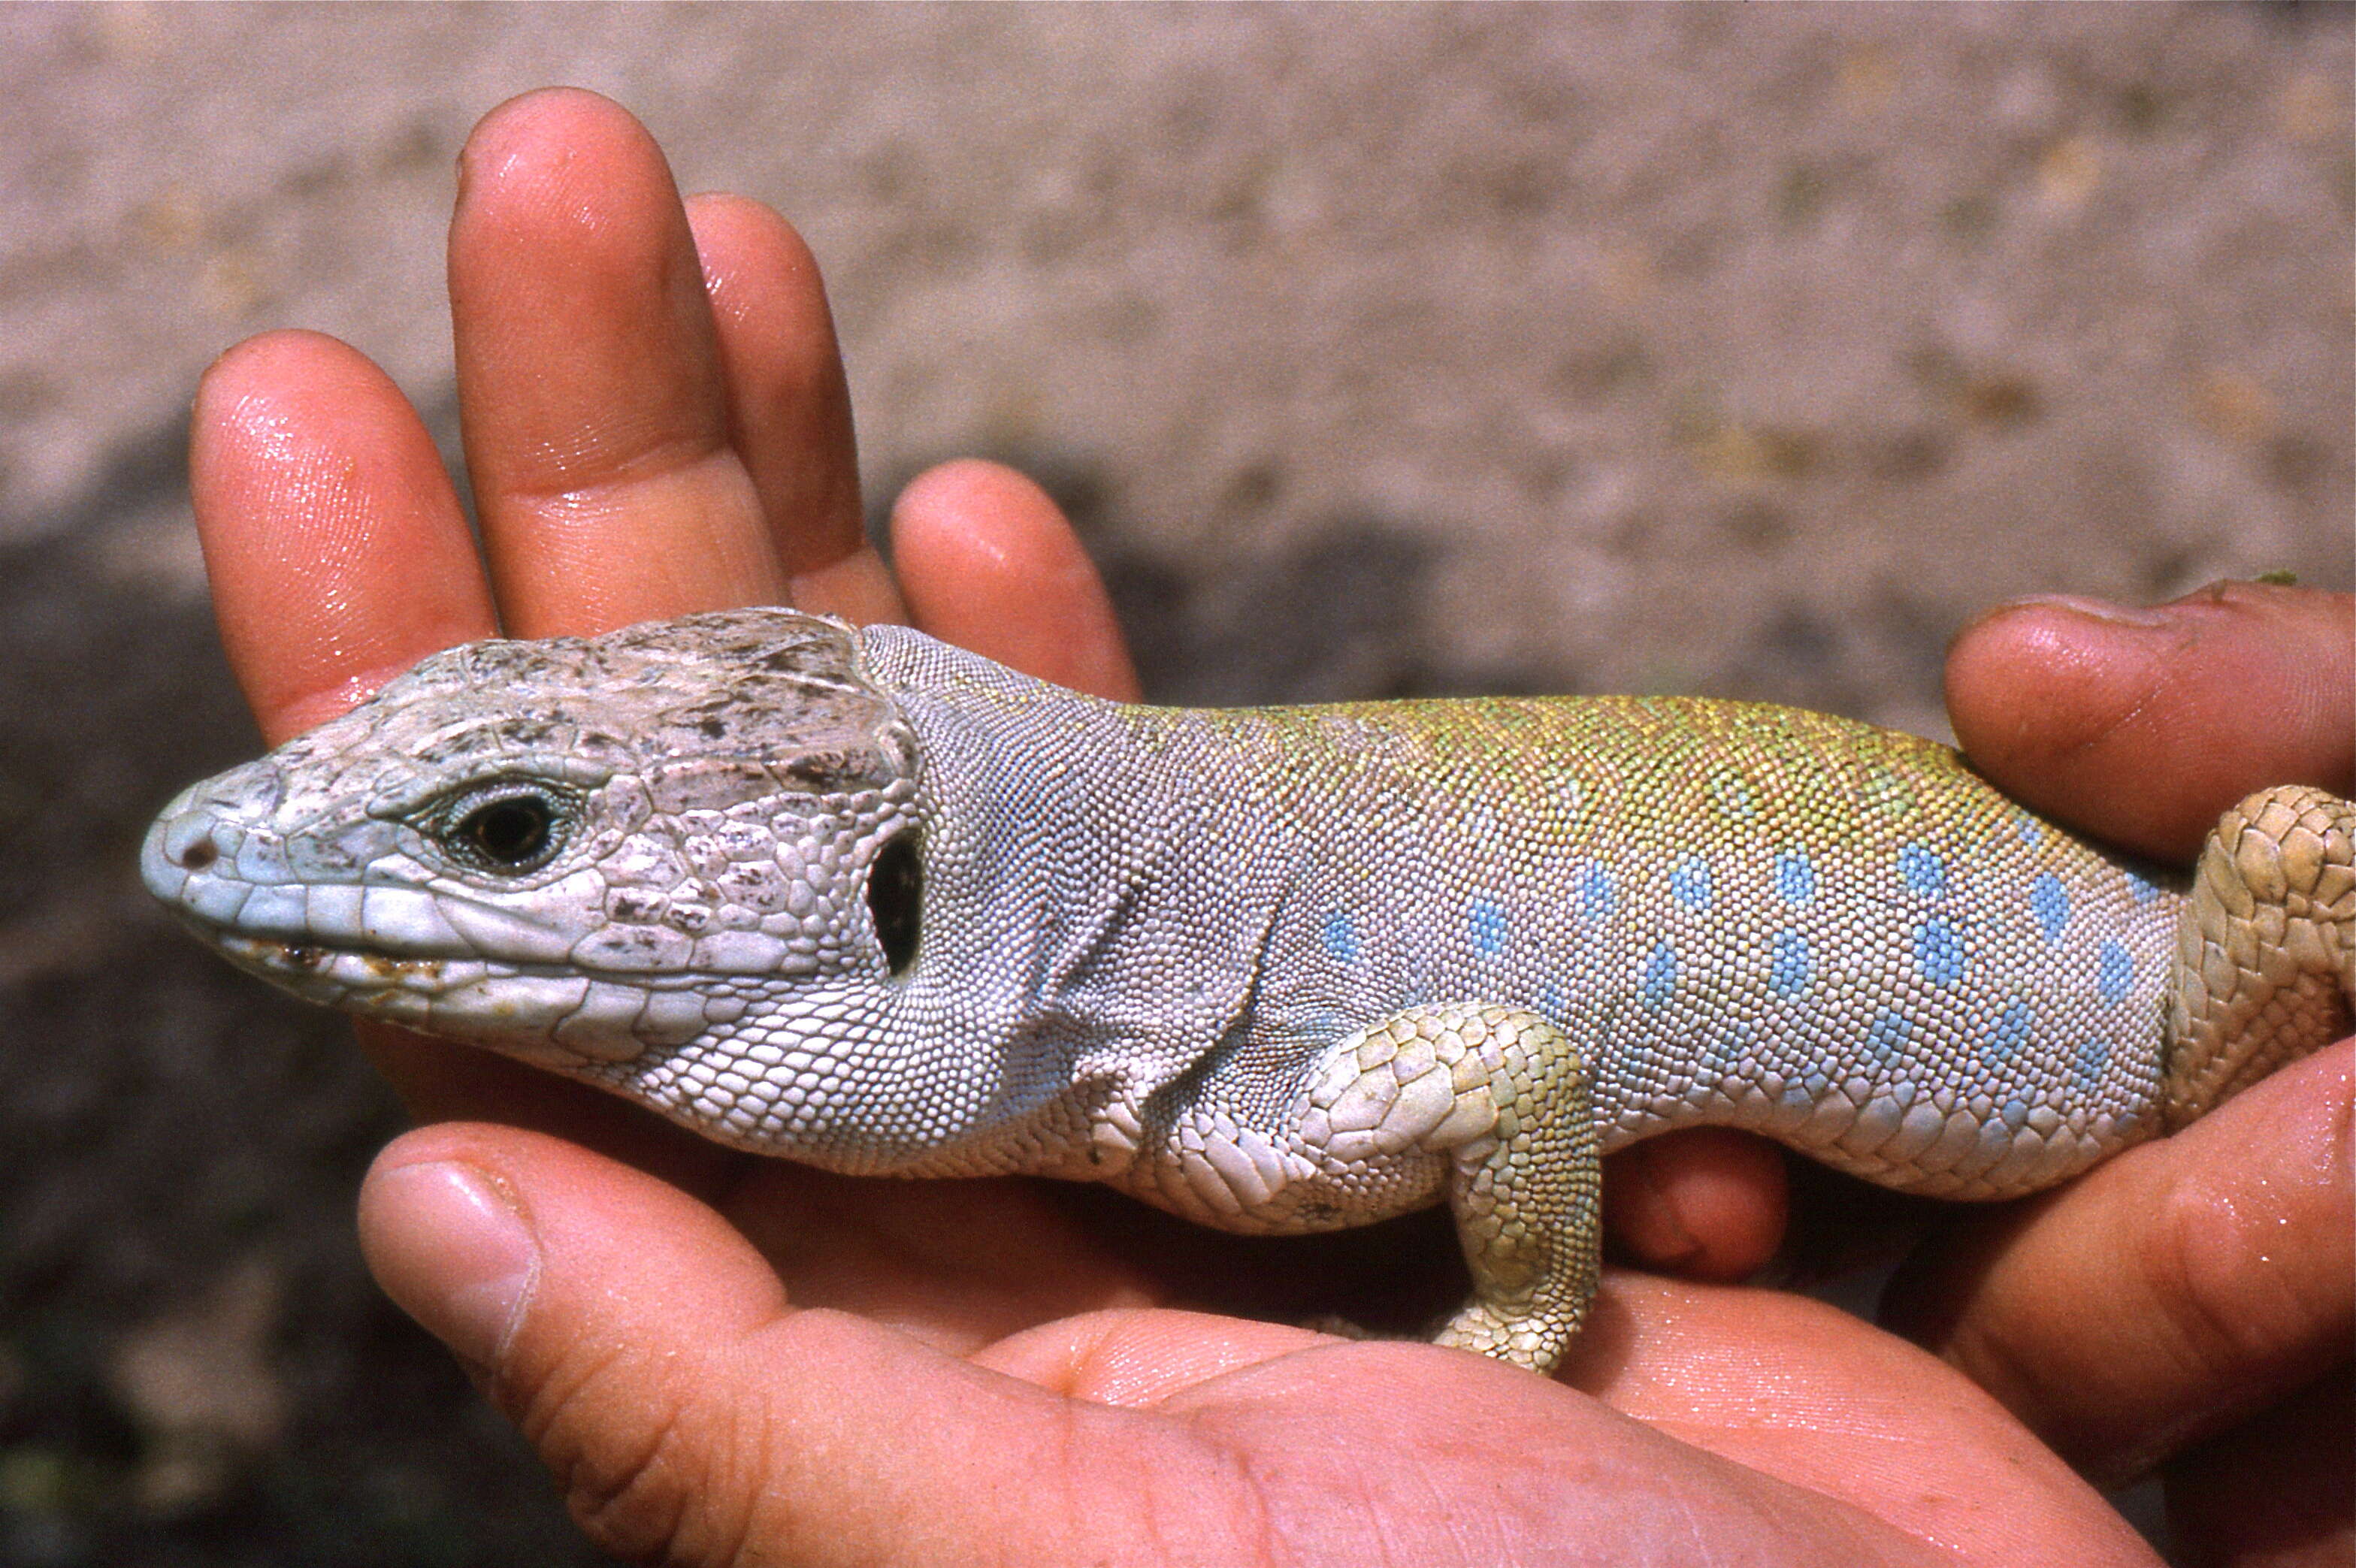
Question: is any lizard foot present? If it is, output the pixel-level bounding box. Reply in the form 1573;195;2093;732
1301;1004;1603;1376
2164;784;2355;1128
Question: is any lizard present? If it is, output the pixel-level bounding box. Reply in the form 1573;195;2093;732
142;607;2355;1375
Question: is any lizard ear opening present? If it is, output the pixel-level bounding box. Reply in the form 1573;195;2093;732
867;829;923;976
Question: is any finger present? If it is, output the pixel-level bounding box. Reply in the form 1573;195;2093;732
361;1127;1968;1567
1883;1040;2354;1484
1946;582;2354;862
188;332;730;1158
1603;1130;1789;1282
890;459;1141;699
190;330;494;743
358;1125;1257;1565
684;193;903;626
450;89;782;636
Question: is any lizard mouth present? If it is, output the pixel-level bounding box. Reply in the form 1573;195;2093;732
216;929;458;992
212;929;542;1020
211;931;727;992
208;932;730;1063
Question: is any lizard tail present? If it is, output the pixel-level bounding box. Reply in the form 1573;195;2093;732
2162;784;2355;1129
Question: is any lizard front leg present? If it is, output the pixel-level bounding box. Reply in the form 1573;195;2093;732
1296;1004;1603;1376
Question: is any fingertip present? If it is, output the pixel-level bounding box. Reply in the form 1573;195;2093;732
453;88;690;324
1604;1131;1789;1282
189;330;491;740
359;1124;792;1407
1946;583;2354;861
1885;1039;2354;1482
356;1125;796;1560
685;191;824;286
889;458;1063;573
1944;594;2158;796
458;86;657;195
1946;593;2167;724
450;89;785;634
455;92;671;266
358;1125;1110;1564
196;325;349;402
891;459;1141;699
190;329;356;502
360;1142;540;1371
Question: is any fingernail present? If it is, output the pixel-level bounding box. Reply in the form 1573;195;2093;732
1991;593;2173;629
368;1160;538;1367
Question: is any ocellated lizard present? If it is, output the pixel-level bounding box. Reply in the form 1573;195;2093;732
143;609;2355;1373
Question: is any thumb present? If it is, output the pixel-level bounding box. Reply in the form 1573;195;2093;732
356;1126;1169;1566
1944;581;2353;861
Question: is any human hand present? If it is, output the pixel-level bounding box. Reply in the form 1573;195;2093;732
192;88;2207;1564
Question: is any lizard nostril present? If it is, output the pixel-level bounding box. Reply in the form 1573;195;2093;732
172;829;219;872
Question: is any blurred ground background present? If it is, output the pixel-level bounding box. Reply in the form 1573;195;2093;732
0;5;2348;1563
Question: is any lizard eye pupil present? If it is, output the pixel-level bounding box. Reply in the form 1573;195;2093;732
455;794;555;869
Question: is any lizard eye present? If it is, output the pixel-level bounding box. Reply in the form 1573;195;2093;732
429;784;576;874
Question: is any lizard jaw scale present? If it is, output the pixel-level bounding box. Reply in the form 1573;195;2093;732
214;931;472;1003
211;934;738;1064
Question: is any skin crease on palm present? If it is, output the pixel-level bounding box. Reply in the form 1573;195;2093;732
180;90;2349;1567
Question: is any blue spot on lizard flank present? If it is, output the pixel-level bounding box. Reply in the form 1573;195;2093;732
1769;929;1811;996
1321;911;1358;965
1641;943;1678;1011
1577;860;1615;922
2014;814;2042;844
1979;1000;2033;1067
1669;857;1713;910
1898;844;1946;898
1865;1008;1913;1065
2123;870;2159;905
1468;899;1507;956
2030;874;2070;943
1915;918;1965;989
2073;1036;2112;1088
1774;852;1816;906
2097;940;2134;1005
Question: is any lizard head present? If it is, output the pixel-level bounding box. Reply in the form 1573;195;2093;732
143;609;923;1072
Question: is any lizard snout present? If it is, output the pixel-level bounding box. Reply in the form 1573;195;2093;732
143;782;237;910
